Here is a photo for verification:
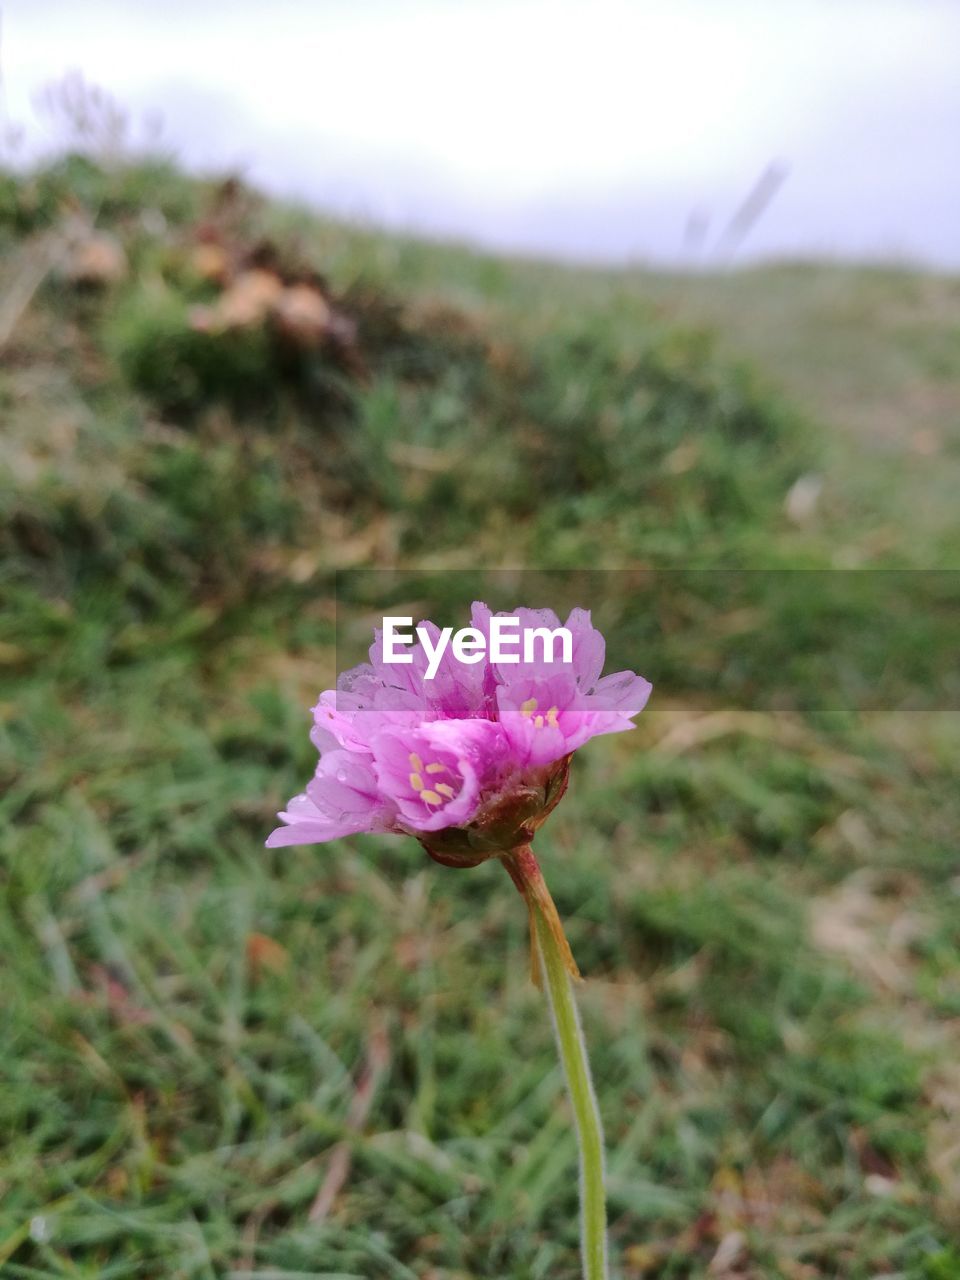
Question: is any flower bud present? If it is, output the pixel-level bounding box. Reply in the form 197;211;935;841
418;755;571;868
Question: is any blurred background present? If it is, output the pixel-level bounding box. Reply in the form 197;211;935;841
1;3;959;1278
4;0;960;266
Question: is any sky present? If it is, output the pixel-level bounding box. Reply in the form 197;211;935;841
1;0;958;267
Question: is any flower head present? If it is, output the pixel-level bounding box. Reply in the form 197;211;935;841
267;602;651;862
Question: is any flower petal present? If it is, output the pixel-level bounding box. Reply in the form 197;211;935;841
266;752;396;847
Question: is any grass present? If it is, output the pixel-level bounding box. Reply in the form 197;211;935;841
1;154;959;1279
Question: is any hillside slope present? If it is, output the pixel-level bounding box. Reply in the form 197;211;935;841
1;157;958;1280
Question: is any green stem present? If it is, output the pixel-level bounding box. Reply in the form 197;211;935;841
533;905;608;1280
502;847;608;1279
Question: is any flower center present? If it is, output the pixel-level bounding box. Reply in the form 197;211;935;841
408;752;459;807
519;697;560;730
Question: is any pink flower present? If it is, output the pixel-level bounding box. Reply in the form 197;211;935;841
371;718;507;832
266;602;651;855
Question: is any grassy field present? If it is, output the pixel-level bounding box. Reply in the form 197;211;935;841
1;156;959;1279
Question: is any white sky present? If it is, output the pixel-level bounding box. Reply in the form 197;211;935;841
2;0;958;266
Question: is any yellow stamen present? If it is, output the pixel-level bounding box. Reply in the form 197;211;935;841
425;762;447;774
408;752;424;772
533;715;544;729
409;772;424;791
420;788;443;805
435;782;455;798
520;697;538;718
546;705;560;728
